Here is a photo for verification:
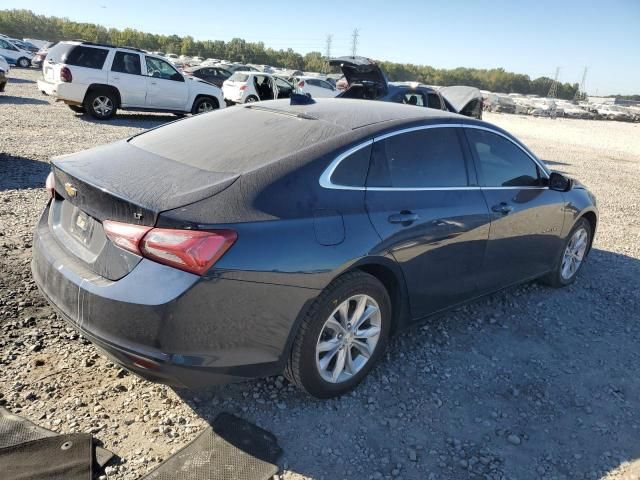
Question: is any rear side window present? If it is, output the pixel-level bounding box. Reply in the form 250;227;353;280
111;52;141;75
427;93;442;109
331;144;372;187
229;72;249;82
368;128;468;188
465;129;541;187
65;46;109;69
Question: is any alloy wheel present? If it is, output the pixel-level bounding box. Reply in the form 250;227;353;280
197;101;214;113
315;294;381;384
92;96;113;118
561;227;588;280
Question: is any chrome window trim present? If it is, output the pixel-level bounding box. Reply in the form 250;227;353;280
318;139;372;191
319;123;550;191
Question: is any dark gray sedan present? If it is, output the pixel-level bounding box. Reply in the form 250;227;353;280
32;99;597;398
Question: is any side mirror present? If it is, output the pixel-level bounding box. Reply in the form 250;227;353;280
548;171;573;192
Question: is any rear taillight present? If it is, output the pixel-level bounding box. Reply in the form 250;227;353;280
60;66;72;82
45;172;55;198
140;228;237;275
298;80;305;88
239;85;247;91
103;220;237;276
103;221;152;255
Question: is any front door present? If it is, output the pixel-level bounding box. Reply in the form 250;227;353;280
463;127;566;291
144;56;189;110
109;51;146;107
365;126;491;319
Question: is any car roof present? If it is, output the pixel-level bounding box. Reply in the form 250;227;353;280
250;98;464;130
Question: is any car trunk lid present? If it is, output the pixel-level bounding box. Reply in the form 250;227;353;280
328;56;388;90
49;140;239;280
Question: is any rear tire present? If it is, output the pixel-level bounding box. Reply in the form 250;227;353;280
285;271;391;398
68;105;85;114
191;96;219;114
17;57;31;68
542;217;592;288
84;90;117;120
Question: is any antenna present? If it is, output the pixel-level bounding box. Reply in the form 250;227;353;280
548;67;560;98
351;28;359;57
574;67;588;102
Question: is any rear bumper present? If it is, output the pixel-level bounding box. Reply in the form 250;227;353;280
37;79;55;96
31;205;317;388
36;80;86;103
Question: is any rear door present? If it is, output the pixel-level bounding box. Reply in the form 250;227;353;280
365;125;491;319
109;50;146;107
143;56;189;110
463;127;565;291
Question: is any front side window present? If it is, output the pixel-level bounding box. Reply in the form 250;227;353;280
145;57;182;81
65;46;109;69
111;51;141;75
465;129;541;187
319;80;335;90
368;128;468;188
398;92;425;106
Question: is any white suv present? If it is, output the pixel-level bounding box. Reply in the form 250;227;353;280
37;41;225;120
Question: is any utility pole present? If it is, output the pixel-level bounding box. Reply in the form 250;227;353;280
351;28;359;57
548;67;560;98
574;66;588;102
322;34;332;74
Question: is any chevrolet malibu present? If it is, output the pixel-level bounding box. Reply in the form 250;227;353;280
32;99;597;398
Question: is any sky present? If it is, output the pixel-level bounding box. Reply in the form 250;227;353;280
6;0;640;95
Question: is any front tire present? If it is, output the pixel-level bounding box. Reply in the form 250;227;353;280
17;57;31;68
542;218;592;287
191;96;219;114
84;90;117;120
245;95;259;103
285;271;391;398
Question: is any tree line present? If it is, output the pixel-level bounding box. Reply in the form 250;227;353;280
1;8;580;99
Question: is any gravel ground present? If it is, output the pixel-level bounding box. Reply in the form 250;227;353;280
1;68;640;480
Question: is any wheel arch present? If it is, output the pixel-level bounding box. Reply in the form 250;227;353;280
193;94;219;109
83;84;121;107
279;256;410;370
577;209;598;254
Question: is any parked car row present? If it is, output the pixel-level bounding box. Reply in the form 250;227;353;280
481;90;640;122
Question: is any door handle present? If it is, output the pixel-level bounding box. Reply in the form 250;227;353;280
491;202;513;215
150;81;157;85
388;211;419;225
112;76;120;80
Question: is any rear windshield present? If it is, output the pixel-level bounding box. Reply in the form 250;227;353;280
64;46;109;69
129;106;346;173
229;72;249;82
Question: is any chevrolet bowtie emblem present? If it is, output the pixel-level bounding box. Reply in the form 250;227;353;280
64;182;77;197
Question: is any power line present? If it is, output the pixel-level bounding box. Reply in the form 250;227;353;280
548;67;560;98
574;66;588;101
351;28;359;57
322;34;333;74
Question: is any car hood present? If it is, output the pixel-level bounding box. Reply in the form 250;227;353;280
328;56;387;88
439;86;483;114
